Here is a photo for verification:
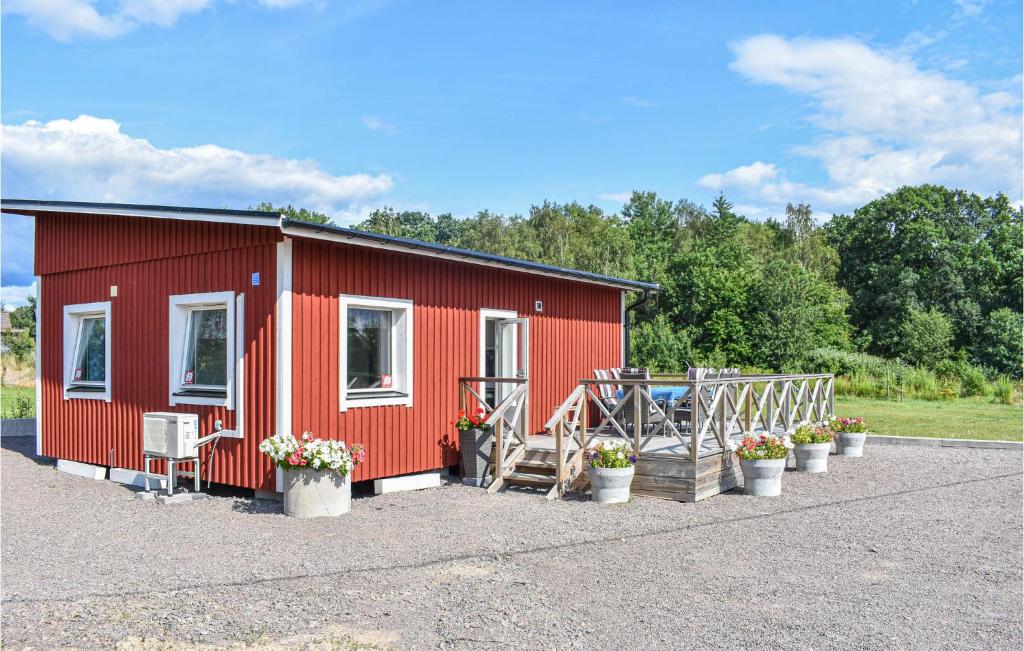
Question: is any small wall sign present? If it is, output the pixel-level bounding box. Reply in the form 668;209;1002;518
534;300;543;313
251;272;261;286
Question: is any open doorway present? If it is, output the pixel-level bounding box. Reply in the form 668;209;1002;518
479;309;529;431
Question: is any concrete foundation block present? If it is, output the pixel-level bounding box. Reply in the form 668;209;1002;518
57;459;107;481
373;471;442;495
110;467;167;490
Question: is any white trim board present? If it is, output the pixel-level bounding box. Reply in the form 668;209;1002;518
478;308;518;399
338;294;414;412
167;291;236;408
35;275;42;455
62;301;112;402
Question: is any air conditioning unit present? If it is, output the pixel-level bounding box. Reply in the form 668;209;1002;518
143;412;199;458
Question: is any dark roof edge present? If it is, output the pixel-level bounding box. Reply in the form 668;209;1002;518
0;198;659;292
282;218;660;292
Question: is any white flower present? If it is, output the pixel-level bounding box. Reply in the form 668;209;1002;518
782;435;795;450
727;440;738;452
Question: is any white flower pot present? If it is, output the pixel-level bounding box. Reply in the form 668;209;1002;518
283;468;352;518
739;457;786;497
794;442;831;473
588;465;634;504
839;431;867;458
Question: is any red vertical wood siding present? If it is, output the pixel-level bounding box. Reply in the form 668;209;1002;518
36;213;280;490
291;239;623;482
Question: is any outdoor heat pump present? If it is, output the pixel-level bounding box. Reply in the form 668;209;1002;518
143;412;199;459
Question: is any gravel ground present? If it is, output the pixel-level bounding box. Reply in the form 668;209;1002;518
2;436;1021;650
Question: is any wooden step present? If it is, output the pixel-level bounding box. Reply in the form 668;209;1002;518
516;458;558;472
504;471;556;486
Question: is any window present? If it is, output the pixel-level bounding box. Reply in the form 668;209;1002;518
63;302;112;401
181;308;228;388
169;292;236;407
339;295;413;410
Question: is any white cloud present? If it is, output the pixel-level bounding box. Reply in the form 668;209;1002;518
597;192;633;203
361;116;398;135
259;0;320;7
1;115;394;215
698;33;1022;214
953;0;989;18
697;161;779;191
621;96;659;108
2;0;315;41
0;283;37;309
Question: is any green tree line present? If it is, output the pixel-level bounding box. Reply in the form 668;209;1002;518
335;185;1023;382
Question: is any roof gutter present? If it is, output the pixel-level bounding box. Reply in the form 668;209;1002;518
623;288;654;367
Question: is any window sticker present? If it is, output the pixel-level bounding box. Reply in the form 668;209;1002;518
381;374;393;389
74;368;83;381
183;370;195;385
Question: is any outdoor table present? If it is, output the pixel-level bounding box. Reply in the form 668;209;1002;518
616;385;689;406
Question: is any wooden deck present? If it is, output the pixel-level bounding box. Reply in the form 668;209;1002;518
525;433;742;502
460;372;836;503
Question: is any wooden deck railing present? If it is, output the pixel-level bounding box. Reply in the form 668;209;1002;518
579;373;835;462
543;384;587;498
458;376;529;492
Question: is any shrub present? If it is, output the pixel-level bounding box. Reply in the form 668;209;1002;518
933;358;988;397
991;377;1016;405
806;347;891;377
11;395;33;419
895;307;953;369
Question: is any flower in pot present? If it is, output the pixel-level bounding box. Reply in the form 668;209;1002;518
831;417;868;457
729;433;794;497
586;440;637;504
259;432;366;518
453;408;491;487
791;423;833;473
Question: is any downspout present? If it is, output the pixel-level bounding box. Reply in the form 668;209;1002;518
623;289;653;367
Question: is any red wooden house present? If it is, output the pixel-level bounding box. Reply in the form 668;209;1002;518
2;199;657;492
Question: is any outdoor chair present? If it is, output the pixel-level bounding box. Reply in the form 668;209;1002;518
616;368;670;437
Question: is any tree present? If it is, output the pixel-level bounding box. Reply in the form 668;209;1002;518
630;314;693;372
896;307;954;368
827;185;1023;358
10;298;36;338
252;202;331;225
972;308;1023;378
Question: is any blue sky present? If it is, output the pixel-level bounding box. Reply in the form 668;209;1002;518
2;0;1022;305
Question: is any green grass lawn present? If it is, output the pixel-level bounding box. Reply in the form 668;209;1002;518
0;385;34;419
835;395;1022;442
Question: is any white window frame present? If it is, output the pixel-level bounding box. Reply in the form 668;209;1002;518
168;291;236;408
63;301;112;402
339;294;414;411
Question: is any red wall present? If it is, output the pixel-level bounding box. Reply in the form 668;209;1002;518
33;212;624;490
36;213;280;490
291;238;623;482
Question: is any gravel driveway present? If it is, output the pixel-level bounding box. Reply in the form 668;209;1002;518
2;436;1021;650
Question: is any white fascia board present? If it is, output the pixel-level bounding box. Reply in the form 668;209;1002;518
280;225;644;292
1;202;282;228
35;276;42;455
